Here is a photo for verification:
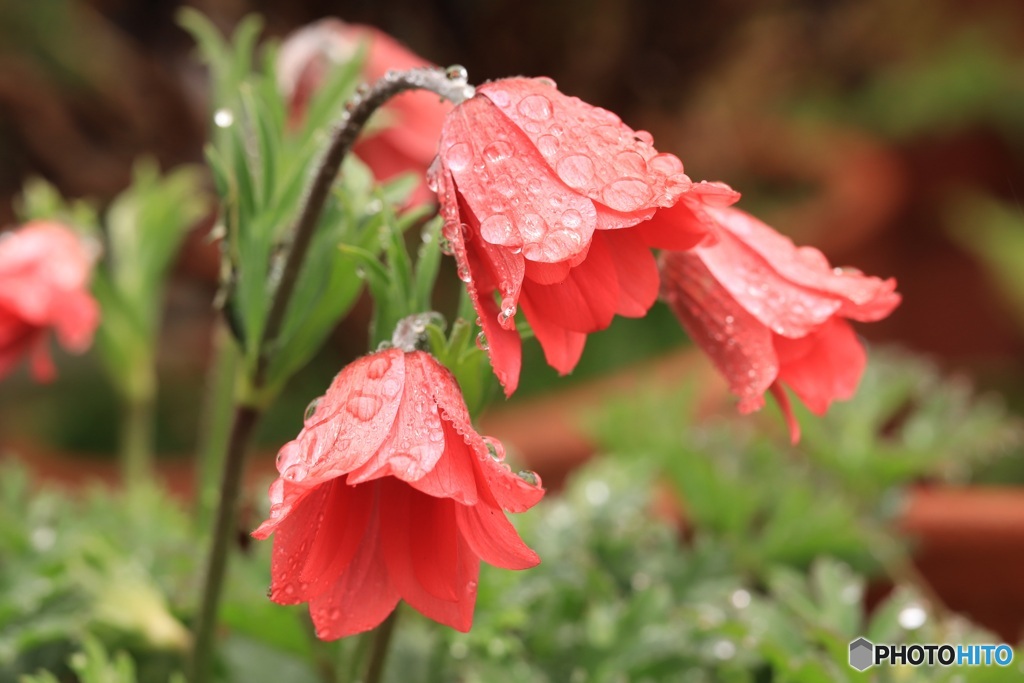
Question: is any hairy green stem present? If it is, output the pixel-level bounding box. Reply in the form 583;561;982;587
188;66;473;683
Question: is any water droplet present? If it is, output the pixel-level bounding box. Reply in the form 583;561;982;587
518;94;552;120
560;209;583;229
282;464;306;482
517;469;539;486
346;392;383;421
382;378;401;398
601;177;653;212
303;398;321;423
476;331;489;350
213;108;234;128
445;142;472;172
484;437;505;461
527;178;542;194
445;64;468;83
483;140;514;164
634;130;654;145
486;89;510;108
480;214;521;247
519;213;547;242
457;264;472;282
615;150;647;174
366;355;391;379
537;134;559;157
556;155;595;190
649;152;684;175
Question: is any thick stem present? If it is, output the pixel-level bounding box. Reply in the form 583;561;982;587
256;66;473;386
363;610;400;683
188;404;260;683
189;66;472;683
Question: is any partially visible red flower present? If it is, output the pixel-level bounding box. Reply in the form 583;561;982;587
252;348;544;639
659;206;900;442
431;76;719;395
0;221;99;382
278;18;451;205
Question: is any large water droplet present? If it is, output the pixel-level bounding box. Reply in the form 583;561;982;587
634;130;655;145
517;469;540;486
615;150;647;174
480;214;521;247
483;437;505;461
519;213;547;242
560;209;583;229
486;89;510;108
303;398;321;424
601;177;653;212
483;140;514;164
518;94;552;120
556;155;595;190
649;152;684;175
445;64;468;83
537;135;559;157
445;142;472;172
346;392;383;421
282;463;306;482
476;331;489;350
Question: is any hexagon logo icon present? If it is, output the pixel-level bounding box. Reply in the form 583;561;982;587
849;637;874;671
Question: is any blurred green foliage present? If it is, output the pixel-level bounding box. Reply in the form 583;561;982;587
5;347;1022;682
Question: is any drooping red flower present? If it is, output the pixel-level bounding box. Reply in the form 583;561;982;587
659;205;900;442
0;221;99;382
278;18;451;205
431;76;717;395
252;348;544;639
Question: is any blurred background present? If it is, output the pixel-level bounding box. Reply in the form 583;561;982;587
2;1;1024;679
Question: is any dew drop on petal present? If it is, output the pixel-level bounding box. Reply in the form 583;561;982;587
634;130;654;145
649;152;684;175
537;134;559;157
483;436;505;461
520;213;547;242
476;331;489;350
346;392;383;421
483;139;514;164
601;177;653;212
517;469;540;486
556;155;595;190
615;150;647;174
445;142;472;172
560;209;583;229
518;94;552;120
480;214;520;246
303;398;321;424
382;378;402;399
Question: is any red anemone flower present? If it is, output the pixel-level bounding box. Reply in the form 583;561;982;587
431;76;718;395
659;206;900;442
278;18;451;205
0;221;99;381
252;348;544;639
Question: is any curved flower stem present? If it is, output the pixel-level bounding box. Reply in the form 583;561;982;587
189;66;473;683
363;610;400;683
255;66;474;386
